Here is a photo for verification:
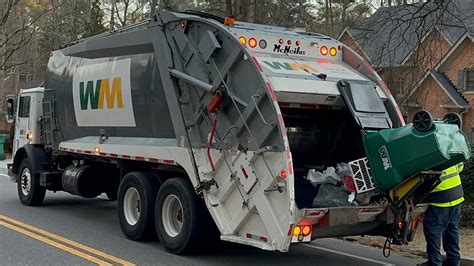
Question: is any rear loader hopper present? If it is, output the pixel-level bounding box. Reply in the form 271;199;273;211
6;11;471;254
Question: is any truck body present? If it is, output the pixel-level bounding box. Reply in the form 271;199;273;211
6;11;466;254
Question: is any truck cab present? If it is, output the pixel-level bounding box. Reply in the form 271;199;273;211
5;87;44;157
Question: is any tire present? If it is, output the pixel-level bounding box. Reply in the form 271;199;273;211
17;158;46;206
117;172;160;241
155;178;210;254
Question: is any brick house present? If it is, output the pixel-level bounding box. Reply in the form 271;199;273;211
0;73;42;133
338;0;474;140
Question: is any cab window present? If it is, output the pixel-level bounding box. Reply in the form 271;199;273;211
18;96;31;118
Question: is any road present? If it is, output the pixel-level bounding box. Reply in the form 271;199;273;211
0;172;422;266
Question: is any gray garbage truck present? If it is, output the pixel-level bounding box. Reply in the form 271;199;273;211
5;11;470;254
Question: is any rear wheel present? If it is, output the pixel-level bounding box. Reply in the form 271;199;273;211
17;158;46;206
117;172;160;241
155;178;209;254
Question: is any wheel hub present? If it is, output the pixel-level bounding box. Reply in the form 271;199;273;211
20;168;31;196
123;187;141;226
162;195;183;237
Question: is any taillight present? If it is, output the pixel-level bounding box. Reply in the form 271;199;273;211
249;37;257;48
302;225;312;236
320;46;328;55
292;225;312;237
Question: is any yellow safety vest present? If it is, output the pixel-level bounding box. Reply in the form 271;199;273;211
427;163;464;207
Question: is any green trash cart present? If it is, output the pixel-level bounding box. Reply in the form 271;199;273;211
363;120;471;193
0;134;6;160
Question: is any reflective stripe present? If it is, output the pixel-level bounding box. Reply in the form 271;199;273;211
426;163;464;207
431;196;464;207
426;184;464;204
438;172;458;182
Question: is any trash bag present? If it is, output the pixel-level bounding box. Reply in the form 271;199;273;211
307;167;341;187
312;184;351;207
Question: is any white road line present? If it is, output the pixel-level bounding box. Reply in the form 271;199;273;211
301;243;394;266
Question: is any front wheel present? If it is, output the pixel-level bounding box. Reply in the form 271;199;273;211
155;178;209;254
17;158;46;206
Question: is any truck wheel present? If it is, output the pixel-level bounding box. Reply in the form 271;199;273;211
117;172;159;241
155;178;207;254
17;158;46;206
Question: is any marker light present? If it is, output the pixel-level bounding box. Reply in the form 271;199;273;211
224;17;235;27
249;37;257;48
330;47;337;56
302;225;312;236
280;170;287;178
293;226;301;236
296;40;301;46
94;147;101;153
27;133;33;141
279;38;284;44
239;36;246;45
259;39;267;49
320;46;328;55
287;39;292;45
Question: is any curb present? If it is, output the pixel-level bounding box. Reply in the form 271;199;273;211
460;256;474;266
417;256;474;266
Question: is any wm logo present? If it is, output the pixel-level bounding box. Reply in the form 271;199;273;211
79;77;124;110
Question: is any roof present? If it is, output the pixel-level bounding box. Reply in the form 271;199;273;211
405;70;469;108
341;0;474;67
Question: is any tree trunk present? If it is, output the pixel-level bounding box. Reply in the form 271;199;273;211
110;0;115;30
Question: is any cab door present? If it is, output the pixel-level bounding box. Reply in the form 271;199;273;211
13;95;32;156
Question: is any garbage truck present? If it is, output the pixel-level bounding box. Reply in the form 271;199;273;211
4;11;471;254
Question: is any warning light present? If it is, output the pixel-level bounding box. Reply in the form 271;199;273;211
280;170;287;178
239;36;246;45
296;40;301;46
287;39;292;45
302;225;312;236
94;147;101;153
330;47;337;56
224;17;235;27
279;38;284;44
249;37;257;48
259;39;267;49
293;226;301;236
320;46;328;55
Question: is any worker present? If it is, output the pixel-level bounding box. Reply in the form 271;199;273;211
423;163;464;266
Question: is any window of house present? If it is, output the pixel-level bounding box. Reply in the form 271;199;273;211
18;96;31;118
464;69;474;91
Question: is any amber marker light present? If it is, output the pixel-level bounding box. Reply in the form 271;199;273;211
239;36;246;45
293;226;301;236
330;47;337;56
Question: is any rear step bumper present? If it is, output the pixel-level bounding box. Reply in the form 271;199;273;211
291;204;427;243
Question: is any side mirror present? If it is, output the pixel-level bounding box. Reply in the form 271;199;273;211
5;96;15;124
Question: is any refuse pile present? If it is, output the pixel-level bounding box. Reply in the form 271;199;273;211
306;160;377;208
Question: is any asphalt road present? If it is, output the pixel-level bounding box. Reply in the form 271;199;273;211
0;173;422;266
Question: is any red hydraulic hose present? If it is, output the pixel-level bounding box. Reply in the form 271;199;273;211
207;113;218;172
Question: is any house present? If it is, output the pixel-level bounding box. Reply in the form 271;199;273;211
338;0;474;141
0;73;42;133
